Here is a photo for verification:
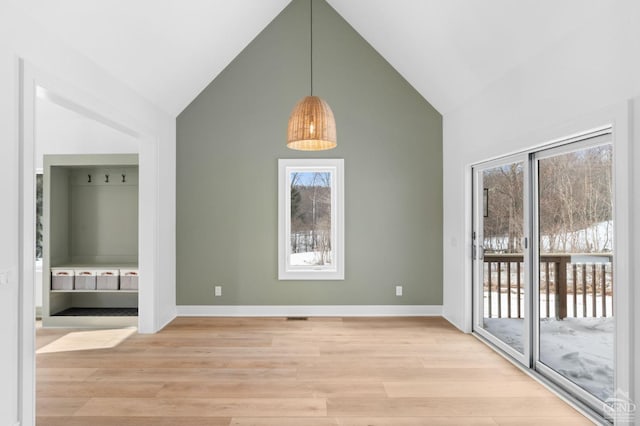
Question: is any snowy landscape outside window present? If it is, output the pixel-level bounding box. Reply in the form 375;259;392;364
278;159;344;280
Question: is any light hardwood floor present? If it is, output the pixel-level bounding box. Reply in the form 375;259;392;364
36;317;593;425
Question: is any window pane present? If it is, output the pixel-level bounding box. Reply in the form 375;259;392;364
289;171;332;267
480;162;525;354
538;144;614;401
279;159;344;280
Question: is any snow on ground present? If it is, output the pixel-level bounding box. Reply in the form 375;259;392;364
484;317;614;401
540;220;613;252
483;317;525;352
485;220;613;252
289;251;332;266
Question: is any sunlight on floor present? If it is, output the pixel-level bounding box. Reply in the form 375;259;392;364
36;327;137;354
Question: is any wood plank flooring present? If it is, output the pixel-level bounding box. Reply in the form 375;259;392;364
36;317;593;425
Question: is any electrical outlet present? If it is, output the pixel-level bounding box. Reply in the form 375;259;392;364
395;285;403;296
214;286;222;297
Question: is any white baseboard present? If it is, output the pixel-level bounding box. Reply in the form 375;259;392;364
156;308;177;332
442;311;468;333
176;305;442;317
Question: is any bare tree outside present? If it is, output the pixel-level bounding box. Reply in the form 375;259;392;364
538;145;613;253
289;171;332;266
537;144;614;402
479;144;615;402
482;163;524;253
482;145;612;254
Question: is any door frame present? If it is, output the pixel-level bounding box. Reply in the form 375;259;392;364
531;130;616;413
18;58;161;426
471;153;531;367
469;114;633;421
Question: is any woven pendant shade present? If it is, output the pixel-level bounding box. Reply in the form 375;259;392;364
287;96;337;151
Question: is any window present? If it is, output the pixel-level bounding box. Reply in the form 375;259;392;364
278;159;344;280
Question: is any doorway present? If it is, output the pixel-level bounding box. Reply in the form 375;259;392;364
35;89;140;326
472;128;615;415
19;60;161;426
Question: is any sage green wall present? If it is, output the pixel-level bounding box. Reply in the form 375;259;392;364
176;0;442;306
45;155;139;267
69;167;138;264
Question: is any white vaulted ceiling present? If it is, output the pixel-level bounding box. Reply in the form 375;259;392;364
11;0;612;116
11;0;291;116
326;0;608;114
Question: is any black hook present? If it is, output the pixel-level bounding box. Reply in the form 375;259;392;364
88;174;92;183
122;173;126;183
105;174;110;183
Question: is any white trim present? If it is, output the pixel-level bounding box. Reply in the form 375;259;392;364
533;131;612;160
176;305;442;317
612;103;633;408
461;164;473;334
467;124;613;170
18;57;35;426
442;312;465;332
18;59;165;426
278;158;345;280
156;308;177;332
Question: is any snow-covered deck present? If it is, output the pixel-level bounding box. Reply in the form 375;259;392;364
484;317;613;401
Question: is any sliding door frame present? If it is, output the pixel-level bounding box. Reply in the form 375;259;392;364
531;129;615;413
471;120;633;422
472;153;532;367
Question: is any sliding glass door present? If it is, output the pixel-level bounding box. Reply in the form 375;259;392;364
473;129;615;415
534;136;615;408
472;154;530;364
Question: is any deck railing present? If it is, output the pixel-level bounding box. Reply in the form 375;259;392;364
483;253;613;319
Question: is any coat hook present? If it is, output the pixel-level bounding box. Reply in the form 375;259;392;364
88;174;92;183
105;174;110;183
122;173;126;183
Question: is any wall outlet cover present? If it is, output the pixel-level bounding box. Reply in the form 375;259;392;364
214;286;222;296
395;285;403;296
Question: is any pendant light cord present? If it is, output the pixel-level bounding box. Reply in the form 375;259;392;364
310;0;313;96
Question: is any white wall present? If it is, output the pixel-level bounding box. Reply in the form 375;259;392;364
0;2;176;425
442;0;640;417
36;97;139;169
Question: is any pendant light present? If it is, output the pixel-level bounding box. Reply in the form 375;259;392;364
287;0;337;151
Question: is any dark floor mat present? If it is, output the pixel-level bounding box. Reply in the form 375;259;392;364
53;307;138;317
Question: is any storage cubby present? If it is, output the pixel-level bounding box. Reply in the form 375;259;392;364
43;154;139;328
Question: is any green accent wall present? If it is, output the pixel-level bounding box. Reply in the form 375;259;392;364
176;0;442;306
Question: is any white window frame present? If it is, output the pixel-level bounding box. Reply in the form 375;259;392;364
278;158;344;280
